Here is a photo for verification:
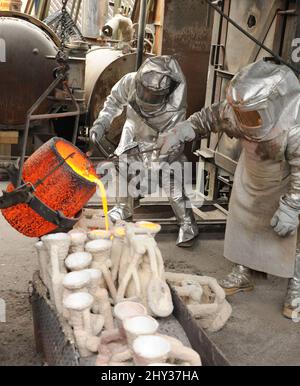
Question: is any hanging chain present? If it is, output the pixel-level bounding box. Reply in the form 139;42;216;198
55;0;70;75
60;0;69;52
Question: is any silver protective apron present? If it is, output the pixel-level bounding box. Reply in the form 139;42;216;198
224;133;297;278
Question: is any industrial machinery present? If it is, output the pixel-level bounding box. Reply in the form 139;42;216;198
0;9;87;177
0;12;59;153
0;0;247;228
0;4;150;164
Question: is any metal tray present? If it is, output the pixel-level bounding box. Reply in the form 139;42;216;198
30;272;230;366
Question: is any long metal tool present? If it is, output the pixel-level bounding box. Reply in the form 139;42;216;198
205;0;300;75
91;133;112;159
91;133;160;160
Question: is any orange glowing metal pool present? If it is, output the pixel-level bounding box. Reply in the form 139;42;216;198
136;222;161;232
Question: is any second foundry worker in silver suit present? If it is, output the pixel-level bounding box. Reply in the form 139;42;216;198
159;59;300;319
90;56;199;247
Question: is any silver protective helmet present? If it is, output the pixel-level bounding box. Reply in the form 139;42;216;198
227;60;300;140
135;56;181;113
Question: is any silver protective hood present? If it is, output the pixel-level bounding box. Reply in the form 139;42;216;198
133;56;187;116
97;55;197;246
227;60;300;140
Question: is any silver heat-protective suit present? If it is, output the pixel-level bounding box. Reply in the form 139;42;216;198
92;56;198;246
163;59;300;307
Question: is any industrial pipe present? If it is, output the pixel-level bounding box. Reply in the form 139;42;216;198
136;0;147;70
102;14;134;42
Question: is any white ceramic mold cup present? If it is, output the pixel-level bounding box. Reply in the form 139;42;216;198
68;230;87;253
132;335;171;366
63;270;91;291
123;315;159;346
114;301;147;338
135;222;161;236
65;252;93;271
88;229;112;241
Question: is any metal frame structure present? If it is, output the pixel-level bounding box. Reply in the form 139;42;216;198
196;0;300;206
17;72;80;187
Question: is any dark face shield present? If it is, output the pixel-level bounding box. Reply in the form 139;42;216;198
232;107;262;128
136;82;169;106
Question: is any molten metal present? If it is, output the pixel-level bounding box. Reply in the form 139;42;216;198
56;141;109;231
2;138;99;237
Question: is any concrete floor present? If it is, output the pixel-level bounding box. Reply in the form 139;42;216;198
158;232;300;366
0;187;300;365
0;208;40;366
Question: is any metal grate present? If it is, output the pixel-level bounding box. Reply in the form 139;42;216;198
49;0;82;28
43;9;85;41
30;272;80;366
47;0;136;29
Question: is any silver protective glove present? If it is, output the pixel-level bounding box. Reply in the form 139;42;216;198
271;197;300;237
90;116;111;144
157;121;196;155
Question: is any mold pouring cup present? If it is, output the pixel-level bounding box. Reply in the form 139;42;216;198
132;335;171;366
113;301;148;339
123;315;159;347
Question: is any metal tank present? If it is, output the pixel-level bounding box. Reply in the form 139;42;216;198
85;48;143;152
0;12;59;128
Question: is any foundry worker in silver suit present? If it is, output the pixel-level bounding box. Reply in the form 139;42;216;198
90;56;199;247
158;59;300;318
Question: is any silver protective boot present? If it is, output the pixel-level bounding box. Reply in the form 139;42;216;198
177;222;199;248
171;198;199;248
283;249;300;319
108;157;135;224
108;202;133;223
109;167;134;223
219;264;254;296
164;164;199;248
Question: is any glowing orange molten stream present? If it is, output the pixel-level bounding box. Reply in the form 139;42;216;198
55;141;110;231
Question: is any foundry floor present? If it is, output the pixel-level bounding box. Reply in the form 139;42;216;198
0;186;300;365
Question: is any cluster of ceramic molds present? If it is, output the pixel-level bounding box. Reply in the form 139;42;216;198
35;230;115;358
75;209;110;232
36;222;222;362
34;221;173;360
165;272;232;332
96;300;202;366
113;222;174;318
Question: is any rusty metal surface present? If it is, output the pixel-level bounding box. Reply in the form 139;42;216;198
221;0;287;74
161;0;213;116
281;0;300;74
203;0;295;177
0;10;61;46
0;15;59;127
